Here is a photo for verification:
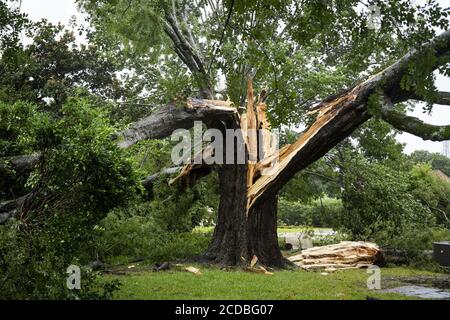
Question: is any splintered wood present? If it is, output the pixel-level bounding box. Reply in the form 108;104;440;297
244;81;276;190
288;241;384;271
247;89;357;209
167;79;361;213
246;79;258;188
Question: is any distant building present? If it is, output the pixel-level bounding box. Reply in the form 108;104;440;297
443;141;450;158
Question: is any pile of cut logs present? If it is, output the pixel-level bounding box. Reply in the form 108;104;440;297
288;241;384;271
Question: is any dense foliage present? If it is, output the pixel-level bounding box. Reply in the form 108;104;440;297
0;97;137;299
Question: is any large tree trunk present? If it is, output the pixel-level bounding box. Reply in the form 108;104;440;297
203;164;248;265
247;193;284;267
204;165;285;267
203;81;286;268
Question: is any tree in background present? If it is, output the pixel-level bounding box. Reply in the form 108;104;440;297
410;150;450;177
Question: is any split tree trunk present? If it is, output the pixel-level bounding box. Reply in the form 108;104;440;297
247;193;284;267
204;165;284;267
203;80;285;267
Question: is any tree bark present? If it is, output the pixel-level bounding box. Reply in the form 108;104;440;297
202;87;285;267
203;164;248;265
247;193;284;267
203;165;285;267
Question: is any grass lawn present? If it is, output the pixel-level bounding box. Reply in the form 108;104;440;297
106;265;441;300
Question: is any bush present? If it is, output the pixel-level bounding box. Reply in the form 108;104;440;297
335;159;448;267
313;232;351;246
409;164;450;228
278;197;343;228
373;226;450;267
0;97;137;299
0;218;120;299
338;160;434;238
94;208;211;264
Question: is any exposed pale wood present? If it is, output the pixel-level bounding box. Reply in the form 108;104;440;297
252;144;291;181
240;112;248;146
243;266;274;275
185;266;202;275
301;263;373;270
256;94;273;159
250;255;258;268
288;241;384;270
247;97;353;208
247;29;450;210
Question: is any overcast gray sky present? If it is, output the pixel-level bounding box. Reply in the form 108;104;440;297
19;0;450;155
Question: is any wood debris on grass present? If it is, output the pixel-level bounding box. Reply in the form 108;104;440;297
288;241;384;271
244;255;274;275
250;255;258;268
185;266;202;275
154;262;171;272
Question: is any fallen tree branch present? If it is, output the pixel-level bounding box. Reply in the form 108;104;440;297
0;153;41;175
141;166;182;190
0;194;29;223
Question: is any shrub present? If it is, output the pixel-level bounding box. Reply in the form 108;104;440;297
0;218;120;299
278;197;343;228
338;160;434;238
94;208;211;264
336;159;446;267
312;232;351;246
0;97;137;299
373;226;450;267
409;164;450;228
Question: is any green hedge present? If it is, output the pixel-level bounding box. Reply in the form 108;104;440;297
278;197;343;228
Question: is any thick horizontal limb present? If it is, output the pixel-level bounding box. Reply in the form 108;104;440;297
438;91;450;105
141;167;183;190
380;95;450;141
2;99;236;173
0;153;41;175
115;98;237;148
408;91;450;106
